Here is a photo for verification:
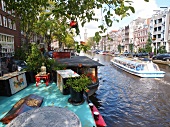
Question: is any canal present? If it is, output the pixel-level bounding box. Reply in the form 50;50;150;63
87;53;170;127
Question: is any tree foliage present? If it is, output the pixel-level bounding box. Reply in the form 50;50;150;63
65;34;75;48
86;37;96;49
145;33;152;53
118;44;121;53
158;46;167;54
4;0;149;43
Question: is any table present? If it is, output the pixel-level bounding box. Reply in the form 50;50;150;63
6;106;81;127
0;71;27;96
35;73;50;87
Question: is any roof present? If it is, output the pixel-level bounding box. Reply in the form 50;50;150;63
56;56;104;67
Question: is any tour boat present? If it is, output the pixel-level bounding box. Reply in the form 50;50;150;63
110;56;165;78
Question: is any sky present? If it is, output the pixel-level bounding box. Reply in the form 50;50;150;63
74;0;170;42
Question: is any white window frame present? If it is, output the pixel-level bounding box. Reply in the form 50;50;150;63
13;22;16;30
8;11;11;14
8;19;12;29
0;15;2;26
1;0;6;12
3;16;7;27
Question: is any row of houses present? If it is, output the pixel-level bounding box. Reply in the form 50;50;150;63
97;7;170;54
0;0;20;58
0;0;48;58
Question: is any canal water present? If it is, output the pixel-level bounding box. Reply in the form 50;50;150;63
87;53;170;127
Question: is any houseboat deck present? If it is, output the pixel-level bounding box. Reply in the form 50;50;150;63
0;82;96;127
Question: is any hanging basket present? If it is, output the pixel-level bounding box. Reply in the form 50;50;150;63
78;63;82;68
70;21;78;28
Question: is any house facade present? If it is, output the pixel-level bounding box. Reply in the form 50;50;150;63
150;8;170;53
0;0;21;58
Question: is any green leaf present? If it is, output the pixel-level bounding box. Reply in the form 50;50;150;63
129;6;135;13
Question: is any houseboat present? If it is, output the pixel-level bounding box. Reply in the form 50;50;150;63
110;56;165;78
0;82;100;127
56;56;104;96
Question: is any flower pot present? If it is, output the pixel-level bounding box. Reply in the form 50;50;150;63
68;87;84;106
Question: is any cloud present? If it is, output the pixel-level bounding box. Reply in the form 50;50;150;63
76;0;159;41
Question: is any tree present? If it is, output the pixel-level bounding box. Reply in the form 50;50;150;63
145;33;152;53
65;34;75;48
129;44;133;53
87;37;96;49
118;44;121;53
4;0;149;43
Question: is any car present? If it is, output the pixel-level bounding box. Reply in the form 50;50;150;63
102;51;109;55
152;53;170;61
7;59;27;72
133;52;149;57
44;51;53;58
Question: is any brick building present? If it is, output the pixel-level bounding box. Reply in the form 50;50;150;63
0;0;21;58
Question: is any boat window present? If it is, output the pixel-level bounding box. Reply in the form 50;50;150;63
143;64;149;71
153;64;160;71
130;64;135;69
84;68;97;83
136;64;144;71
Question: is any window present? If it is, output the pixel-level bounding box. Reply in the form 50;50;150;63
0;15;2;26
0;35;2;41
13;22;16;30
1;0;6;12
12;10;15;17
8;19;12;29
8;11;11;14
3;16;7;27
0;34;14;56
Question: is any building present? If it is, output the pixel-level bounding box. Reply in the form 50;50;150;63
150;8;169;53
167;8;170;49
124;25;129;52
108;30;118;51
130;17;146;52
134;18;150;52
0;0;21;58
98;36;107;51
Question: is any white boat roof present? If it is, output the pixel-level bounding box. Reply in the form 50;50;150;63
114;57;147;66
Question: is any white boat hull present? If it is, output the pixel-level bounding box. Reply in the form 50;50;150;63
111;59;165;78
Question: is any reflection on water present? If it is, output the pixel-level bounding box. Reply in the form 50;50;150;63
88;53;170;127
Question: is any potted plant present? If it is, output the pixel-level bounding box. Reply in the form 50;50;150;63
25;43;45;83
65;74;91;105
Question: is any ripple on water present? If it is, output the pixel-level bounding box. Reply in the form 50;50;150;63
88;53;170;127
